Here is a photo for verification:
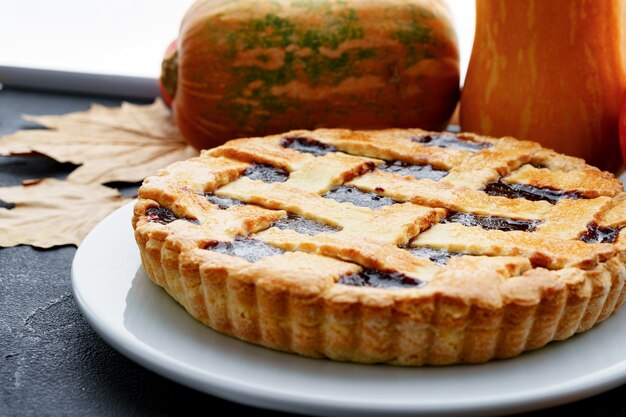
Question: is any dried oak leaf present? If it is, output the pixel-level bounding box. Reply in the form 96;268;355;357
0;178;131;248
0;100;198;185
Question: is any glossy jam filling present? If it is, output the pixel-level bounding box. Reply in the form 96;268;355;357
145;206;177;224
243;163;289;183
378;160;448;181
281;136;338;156
205;237;284;262
145;206;198;225
442;212;540;232
338;268;425;289
408;246;461;265
0;199;15;210
579;223;619;244
272;213;340;235
412;133;492;152
204;193;245;209
483;181;584;205
323;186;396;209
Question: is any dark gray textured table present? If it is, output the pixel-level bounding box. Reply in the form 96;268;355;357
1;87;625;417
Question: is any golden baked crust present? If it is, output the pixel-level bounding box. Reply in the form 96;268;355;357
132;128;626;365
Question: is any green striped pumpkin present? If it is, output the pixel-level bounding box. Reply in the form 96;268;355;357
163;0;460;150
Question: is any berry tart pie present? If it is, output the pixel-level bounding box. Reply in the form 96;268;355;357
132;129;626;365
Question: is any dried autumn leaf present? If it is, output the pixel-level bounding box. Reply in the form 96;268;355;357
0;178;131;248
0;100;198;185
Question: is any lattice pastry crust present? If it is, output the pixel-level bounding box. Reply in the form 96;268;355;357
132;128;626;365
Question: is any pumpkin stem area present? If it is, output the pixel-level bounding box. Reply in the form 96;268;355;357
161;50;178;102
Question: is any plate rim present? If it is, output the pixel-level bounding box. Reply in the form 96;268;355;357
72;201;626;416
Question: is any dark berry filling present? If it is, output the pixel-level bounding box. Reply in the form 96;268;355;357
484;181;584;205
0;199;15;210
146;206;178;224
407;246;461;265
243;163;289;183
338;268;425;289
272;213;340;235
204;193;246;209
323;186;396;209
442;212;540;232
145;206;199;225
579;223;619;244
377;160;448;181
205;237;284;262
412;133;492;152
281;136;337;156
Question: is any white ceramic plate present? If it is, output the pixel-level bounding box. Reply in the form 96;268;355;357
72;202;626;417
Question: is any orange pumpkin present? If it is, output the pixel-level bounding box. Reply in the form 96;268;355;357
460;0;626;172
163;0;460;150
